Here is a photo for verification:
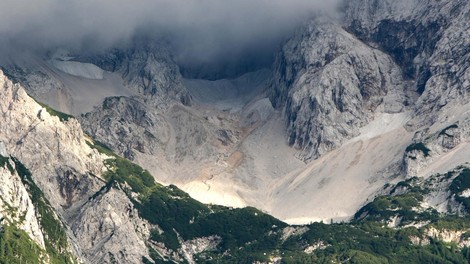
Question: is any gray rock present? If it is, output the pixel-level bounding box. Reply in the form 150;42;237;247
270;18;406;161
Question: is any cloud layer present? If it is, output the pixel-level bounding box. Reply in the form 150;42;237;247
0;0;339;76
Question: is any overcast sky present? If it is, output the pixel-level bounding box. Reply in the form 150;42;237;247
0;0;339;72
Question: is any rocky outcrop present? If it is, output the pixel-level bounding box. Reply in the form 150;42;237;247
178;236;221;264
0;70;155;263
71;183;151;264
270;18;407;161
269;0;469;161
0;156;46;249
79;96;168;160
2;65;71;113
83;43;191;106
79;93;244;186
425;227;470;248
343;0;452;79
343;0;470;128
0;70;106;211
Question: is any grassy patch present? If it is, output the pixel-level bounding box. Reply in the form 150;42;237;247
86;139;117;157
103;157;155;195
34;100;73;122
0;225;44;263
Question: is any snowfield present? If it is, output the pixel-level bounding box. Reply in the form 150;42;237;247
31;58;135;115
51;59;105;80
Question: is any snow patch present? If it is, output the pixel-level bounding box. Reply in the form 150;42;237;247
50;60;105;80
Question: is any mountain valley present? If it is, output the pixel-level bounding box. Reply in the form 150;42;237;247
0;0;470;263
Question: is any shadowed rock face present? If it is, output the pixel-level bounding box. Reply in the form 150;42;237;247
0;71;172;263
342;0;470;128
270;0;469;161
0;71;105;211
270;18;406;161
79;96;166;161
178;52;274;81
78;42;191;106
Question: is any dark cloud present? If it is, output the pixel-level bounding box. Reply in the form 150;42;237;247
0;0;340;77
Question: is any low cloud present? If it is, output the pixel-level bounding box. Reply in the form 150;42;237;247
0;0;340;75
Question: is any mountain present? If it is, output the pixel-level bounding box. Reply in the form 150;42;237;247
2;0;469;224
0;0;470;262
2;69;470;263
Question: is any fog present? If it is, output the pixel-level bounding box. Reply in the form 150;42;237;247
0;0;339;78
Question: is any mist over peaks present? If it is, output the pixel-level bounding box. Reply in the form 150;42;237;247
0;0;340;78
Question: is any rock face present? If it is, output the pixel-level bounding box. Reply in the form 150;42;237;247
71;183;151;264
1;0;469;233
0;70;153;263
270;0;469;161
0;70;105;211
79;96;166;161
0;156;46;249
83;43;191;106
0;70;240;263
270;18;407;160
343;0;470;129
404;118;470;178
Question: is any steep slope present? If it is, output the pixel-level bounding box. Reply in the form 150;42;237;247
269;17;411;161
0;70;154;262
1;0;468;227
0;70;105;211
4;65;470;263
258;0;470;222
78;68;273;208
0;153;78;263
82;42;191;106
269;0;469;162
0;154;44;249
343;0;470;129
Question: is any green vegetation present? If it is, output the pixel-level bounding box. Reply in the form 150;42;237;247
103;157;156;195
450;169;470;213
34;100;73;122
12;158;75;264
97;148;470;263
200;220;470;263
86;139;116;157
299;222;468;263
405;142;431;157
354;178;439;225
0;225;44;264
0;155;14;174
10;137;466;263
429;216;470;231
95;144;286;261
